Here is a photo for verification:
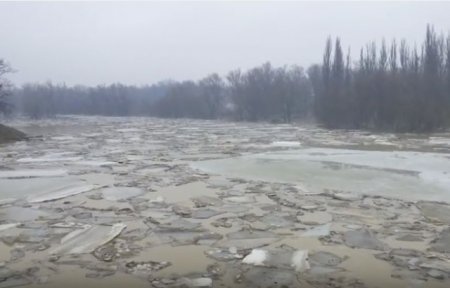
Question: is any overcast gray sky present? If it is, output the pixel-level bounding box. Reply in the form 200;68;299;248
0;1;449;86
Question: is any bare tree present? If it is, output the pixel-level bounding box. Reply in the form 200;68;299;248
198;73;225;119
0;59;13;116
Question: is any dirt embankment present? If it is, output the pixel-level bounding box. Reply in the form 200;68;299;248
0;123;27;144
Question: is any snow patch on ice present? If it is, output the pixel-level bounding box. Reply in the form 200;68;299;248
242;249;267;266
291;250;310;272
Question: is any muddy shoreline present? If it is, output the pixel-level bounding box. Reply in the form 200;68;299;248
0;116;449;287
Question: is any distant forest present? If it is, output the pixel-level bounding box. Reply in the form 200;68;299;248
1;25;450;132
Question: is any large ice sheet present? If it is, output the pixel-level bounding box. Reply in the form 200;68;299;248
17;152;81;163
0;169;68;178
192;148;450;202
0;177;95;203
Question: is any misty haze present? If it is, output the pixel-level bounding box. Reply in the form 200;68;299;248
1;1;450;288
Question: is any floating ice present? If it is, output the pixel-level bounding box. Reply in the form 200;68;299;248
417;201;450;225
0;177;94;203
242;248;310;272
51;223;126;254
0;223;19;232
117;128;142;133
429;137;450;147
205;247;243;261
180;277;212;287
52;136;76;141
0;207;50;221
430;228;450;253
309;251;344;267
217;229;279;249
0;198;16;206
191;209;223;219
291;250;310;272
298;211;332;225
73;160;117;166
0;169;68;178
17;154;82;163
301;223;331;237
242;249;267;266
27;183;95;203
241;267;298;287
271;141;301;147
101;187;143;201
332;192;362;201
343;229;386;250
224;196;255;204
149;196;165;203
192;148;450;202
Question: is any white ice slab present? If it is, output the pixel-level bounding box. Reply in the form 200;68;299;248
291;250;310;272
0;169;68;178
0;198;16;206
271;141;301;147
52;136;76;141
180;278;212;287
17;156;82;163
51;223;126;254
0;177;94;202
242;249;267;266
242;248;310;272
0;223;19;232
27;183;95;203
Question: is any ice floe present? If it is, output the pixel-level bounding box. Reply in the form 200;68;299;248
51;223;126;254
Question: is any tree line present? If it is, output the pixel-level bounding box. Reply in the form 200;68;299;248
2;25;450;132
8;63;313;123
12;82;167;118
314;25;450;132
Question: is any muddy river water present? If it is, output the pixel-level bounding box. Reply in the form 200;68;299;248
0;116;449;288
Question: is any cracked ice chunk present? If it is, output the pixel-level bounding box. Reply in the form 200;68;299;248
301;223;331;237
180;277;212;287
51;223;126;254
242;249;267;266
343;229;386;250
242;248;310;272
291;250;310;272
